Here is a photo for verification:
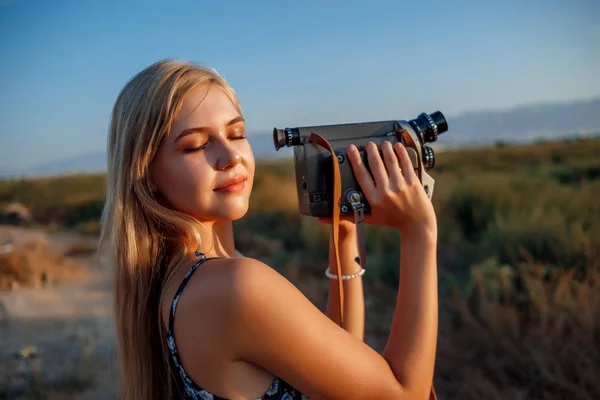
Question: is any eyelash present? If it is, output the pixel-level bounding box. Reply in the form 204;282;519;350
183;135;247;153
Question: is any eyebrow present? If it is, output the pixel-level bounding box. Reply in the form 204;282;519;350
174;116;245;143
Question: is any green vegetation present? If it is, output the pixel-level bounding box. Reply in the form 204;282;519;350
2;137;599;399
1;138;598;281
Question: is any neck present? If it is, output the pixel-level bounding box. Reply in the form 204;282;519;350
154;192;237;259
163;219;237;282
200;219;236;258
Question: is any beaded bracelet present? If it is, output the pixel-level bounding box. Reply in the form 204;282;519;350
325;266;366;280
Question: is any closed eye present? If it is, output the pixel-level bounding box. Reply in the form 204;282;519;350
183;145;206;153
183;135;246;153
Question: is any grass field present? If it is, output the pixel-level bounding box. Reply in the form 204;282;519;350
3;137;597;278
1;137;599;399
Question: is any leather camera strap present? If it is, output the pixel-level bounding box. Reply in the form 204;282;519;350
307;132;437;400
308;132;345;326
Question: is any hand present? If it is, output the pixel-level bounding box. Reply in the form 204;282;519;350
345;141;437;237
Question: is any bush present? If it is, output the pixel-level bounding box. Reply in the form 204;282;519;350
436;259;600;400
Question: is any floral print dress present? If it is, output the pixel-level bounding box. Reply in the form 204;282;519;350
166;251;310;400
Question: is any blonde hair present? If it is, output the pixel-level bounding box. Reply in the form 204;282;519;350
99;59;242;400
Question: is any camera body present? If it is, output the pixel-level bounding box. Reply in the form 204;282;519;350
273;112;448;218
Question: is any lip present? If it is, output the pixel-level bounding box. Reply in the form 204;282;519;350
214;175;247;193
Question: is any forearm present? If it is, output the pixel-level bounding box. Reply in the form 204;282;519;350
382;229;438;398
325;230;365;341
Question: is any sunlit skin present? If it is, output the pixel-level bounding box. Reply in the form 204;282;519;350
154;81;438;399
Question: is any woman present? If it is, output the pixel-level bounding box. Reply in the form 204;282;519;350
100;59;438;400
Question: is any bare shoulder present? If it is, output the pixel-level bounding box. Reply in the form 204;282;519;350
205;257;406;400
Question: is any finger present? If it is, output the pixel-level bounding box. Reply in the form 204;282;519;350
394;143;418;185
381;141;403;185
365;141;388;189
347;144;376;195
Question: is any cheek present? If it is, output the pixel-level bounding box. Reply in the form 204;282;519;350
156;154;213;208
242;144;255;170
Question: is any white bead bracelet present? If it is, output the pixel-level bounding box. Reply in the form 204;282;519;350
325;267;366;280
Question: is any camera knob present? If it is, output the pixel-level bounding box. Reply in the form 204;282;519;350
422;146;435;170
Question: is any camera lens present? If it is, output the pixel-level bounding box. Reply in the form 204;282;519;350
273;127;301;151
430;111;448;136
273;128;286;151
422;145;435;170
409;111;448;143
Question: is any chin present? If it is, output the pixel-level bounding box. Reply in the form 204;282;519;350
215;203;250;222
224;208;249;221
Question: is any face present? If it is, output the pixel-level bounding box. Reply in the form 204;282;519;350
150;83;255;223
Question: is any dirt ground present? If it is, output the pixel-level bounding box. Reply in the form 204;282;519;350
0;226;118;399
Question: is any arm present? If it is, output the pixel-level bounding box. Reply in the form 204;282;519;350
226;234;436;400
325;223;365;340
226;142;437;399
383;230;438;398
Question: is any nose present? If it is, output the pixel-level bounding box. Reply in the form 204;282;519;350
215;140;242;171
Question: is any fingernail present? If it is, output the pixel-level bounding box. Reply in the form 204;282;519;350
349;144;357;153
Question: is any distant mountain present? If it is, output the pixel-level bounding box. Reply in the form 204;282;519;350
2;97;599;179
0;134;292;179
21;152;108;177
435;97;600;146
238;97;600;156
234;97;600;156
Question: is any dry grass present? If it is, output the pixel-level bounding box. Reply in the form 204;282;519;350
0;239;89;291
436;259;600;400
248;173;299;214
1;139;598;398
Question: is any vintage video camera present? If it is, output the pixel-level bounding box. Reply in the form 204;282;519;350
273;111;448;218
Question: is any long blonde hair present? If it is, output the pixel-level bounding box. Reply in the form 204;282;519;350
99;59;242;400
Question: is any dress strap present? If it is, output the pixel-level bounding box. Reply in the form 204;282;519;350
168;251;215;335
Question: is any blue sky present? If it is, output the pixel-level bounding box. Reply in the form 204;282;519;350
0;0;599;173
